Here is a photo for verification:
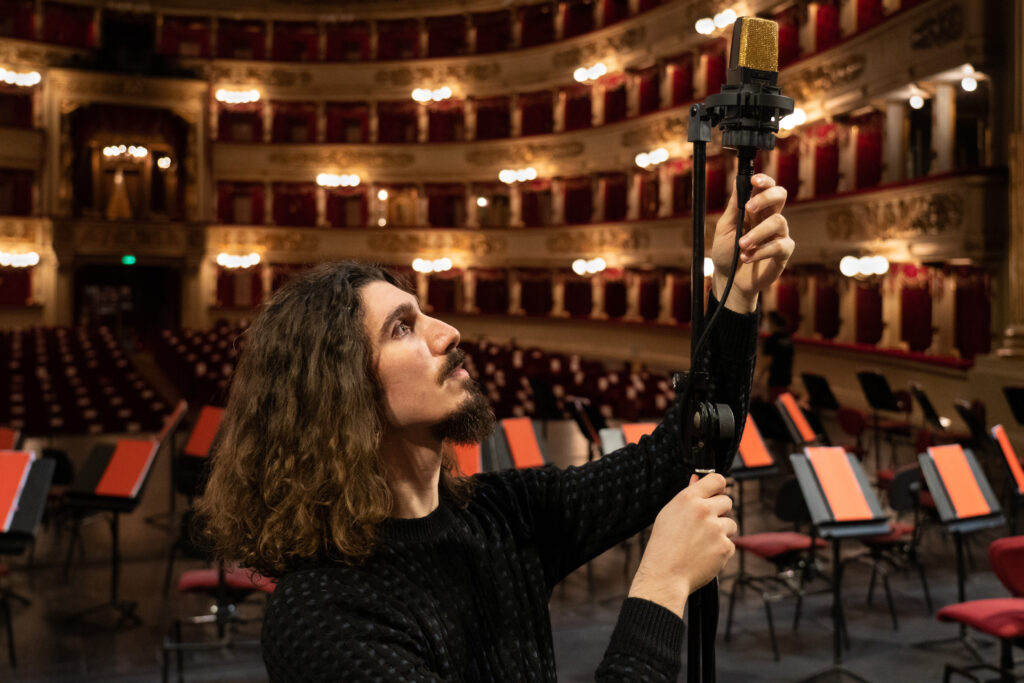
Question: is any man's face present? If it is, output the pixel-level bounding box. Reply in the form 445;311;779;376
361;280;493;443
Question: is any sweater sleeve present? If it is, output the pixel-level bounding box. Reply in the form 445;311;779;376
595;598;686;682
497;297;759;588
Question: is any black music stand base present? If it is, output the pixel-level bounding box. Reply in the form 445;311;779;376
61;512;142;629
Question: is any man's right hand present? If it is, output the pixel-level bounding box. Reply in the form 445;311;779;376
626;473;736;618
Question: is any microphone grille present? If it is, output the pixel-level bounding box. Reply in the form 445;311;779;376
735;17;778;73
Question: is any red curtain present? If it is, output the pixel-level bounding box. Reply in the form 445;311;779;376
669;55;694;105
519;3;555;47
900;271;932;352
564;177;592;224
671;275;692;323
217;19;265;59
0;268;30;306
326;102;369;143
325;21;370;61
377;101;418;143
604;0;631;25
272;101;316;143
216;266;263;308
272;183;316;226
639;276;660;320
159;16;211;58
563;85;592;131
672;164;692;216
706;155;729;213
428;274;458;313
604;278;627;319
520;91;553;136
814;124;839;197
703;45;727;96
427;16;467;57
814;275;840;339
475;96;510;139
857;0;884;32
377;19;420;59
954;269;991;358
815;2;842;52
0;1;35;40
218;105;263;142
855;283;882;345
473;11;511;53
638;66;660;114
474;271;508;314
428;102;464;142
855;113;883;189
0;169;33;216
639;170;659;220
602;75;627;124
521;273;553;316
561;0;594;38
775;8;800;68
775;276;800;333
776;136;800;198
603;174;627;221
326;189;366;228
426;184;465;227
272;22;318;61
43;2;94;47
564;278;592;317
521;184;549;227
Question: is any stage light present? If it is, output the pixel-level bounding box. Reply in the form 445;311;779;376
586;257;606;274
909;94;925;109
714;9;737;29
215;88;260;104
839;256;859;277
572;259;588;275
377;189;389;200
695;18;715;35
703;257;715;278
156;156;171;170
0;251;40;267
377;217;387;227
476;196;489;207
961;76;977;92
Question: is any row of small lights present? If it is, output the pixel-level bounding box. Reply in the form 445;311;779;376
215;88;260;104
216;252;261;269
695;9;737;35
573;62;607;83
412;258;453;273
0;67;41;87
635;147;669;169
412;87;453;103
0;251;40;268
499;167;537;184
316;173;360;188
103;144;148;159
839;255;890;278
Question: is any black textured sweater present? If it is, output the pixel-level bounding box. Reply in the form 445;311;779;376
261;300;759;682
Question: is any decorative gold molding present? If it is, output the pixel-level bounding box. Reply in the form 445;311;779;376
73;223;189;251
464;141;584;166
910;3;964;50
0;40;82;68
373;62;502;88
206;64;315;88
266;149;416;168
785;54;866;101
215;227;320;253
546;227;650;253
367;231;506;256
49;70;206;111
551;27;647;69
0;217;41;243
620;116;686;149
825;191;965;241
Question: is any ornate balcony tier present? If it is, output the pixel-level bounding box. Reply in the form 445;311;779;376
205;170;1005;268
49;218;204;262
0;216;49;251
0;126;44;171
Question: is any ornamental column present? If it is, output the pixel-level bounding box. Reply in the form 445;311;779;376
509;270;524;314
928;270;956;357
882;100;906;184
552;273;568;317
625;271;642;321
590;273;607;320
931;82;955;175
461;269;477;313
658;273;676;324
836;278;857;344
878;272;903;349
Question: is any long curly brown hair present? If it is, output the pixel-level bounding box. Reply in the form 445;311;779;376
197;261;473;577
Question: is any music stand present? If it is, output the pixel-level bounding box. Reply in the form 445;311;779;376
63;439;161;628
775;392;825;448
0;451;56;667
790;446;890;682
910;383;946;433
144;400;189;532
801;373;840;412
856;371;910;471
1002;387;1024;427
915;444;1004;660
989;425;1024;534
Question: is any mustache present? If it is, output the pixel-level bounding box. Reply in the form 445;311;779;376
438;348;467;385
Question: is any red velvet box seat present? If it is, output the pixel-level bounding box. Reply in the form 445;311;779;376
377;19;419;60
159;16;210;58
325;21;370;61
217;19;265;60
519;3;555;48
325;102;369;143
272;21;318;62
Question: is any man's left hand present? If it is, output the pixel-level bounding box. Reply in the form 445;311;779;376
711;173;794;313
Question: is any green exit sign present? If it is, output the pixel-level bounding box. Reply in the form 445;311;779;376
121;254;136;265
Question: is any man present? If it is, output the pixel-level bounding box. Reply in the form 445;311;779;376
198;174;794;681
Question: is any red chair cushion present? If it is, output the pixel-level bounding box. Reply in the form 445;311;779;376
734;531;826;559
861;521;913;546
178;567;277;594
919;490;937;511
876;469;895;486
937;598;1024;639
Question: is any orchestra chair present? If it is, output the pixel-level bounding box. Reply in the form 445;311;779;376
62;437;164;627
162;405;225;595
724;476;827;662
775;392;827;449
990;425;1024;535
915;443;1005;660
0;451;55;666
790;446;891;682
936;535;1024;683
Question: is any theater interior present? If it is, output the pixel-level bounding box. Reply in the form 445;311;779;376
2;0;1024;680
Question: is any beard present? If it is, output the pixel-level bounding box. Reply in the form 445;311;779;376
430;377;496;445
